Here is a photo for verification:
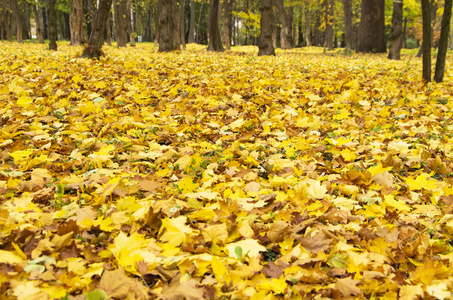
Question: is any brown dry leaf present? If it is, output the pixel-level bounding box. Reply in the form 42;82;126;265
99;268;148;300
160;274;205;300
334;277;362;297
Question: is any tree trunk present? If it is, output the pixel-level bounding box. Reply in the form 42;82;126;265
24;0;31;39
180;0;186;49
356;0;386;53
275;0;293;49
1;0;12;41
33;0;44;43
434;0;452;83
87;0;95;35
10;0;23;42
272;5;277;48
188;0;195;43
196;1;203;43
114;0;127;47
80;0;113;59
222;0;233;50
325;0;334;50
106;11;111;45
421;0;432;82
207;0;223;51
48;0;57;50
258;0;275;56
388;0;403;60
304;0;311;47
342;0;353;50
70;0;85;45
158;0;180;52
127;0;135;46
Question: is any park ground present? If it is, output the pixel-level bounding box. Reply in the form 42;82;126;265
1;42;453;299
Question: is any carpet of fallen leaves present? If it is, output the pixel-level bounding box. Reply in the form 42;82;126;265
1;42;453;300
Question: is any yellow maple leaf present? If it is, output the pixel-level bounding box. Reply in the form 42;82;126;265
159;216;193;246
405;173;439;191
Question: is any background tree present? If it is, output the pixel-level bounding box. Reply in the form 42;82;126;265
33;0;44;43
325;0;334;50
180;0;186;49
274;0;293;49
421;0;431;82
80;0;114;59
114;0;128;47
356;0;386;53
434;0;452;82
388;0;403;59
48;0;57;50
258;0;275;55
342;0;353;50
157;0;180;52
70;0;85;45
207;0;224;51
10;0;23;42
0;0;12;41
188;0;195;43
222;0;234;50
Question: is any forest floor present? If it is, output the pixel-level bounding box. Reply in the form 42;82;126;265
1;42;453;299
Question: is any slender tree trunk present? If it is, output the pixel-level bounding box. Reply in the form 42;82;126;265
33;0;44;43
207;0;223;51
258;0;275;56
70;0;85;45
388;0;403;60
421;0;432;82
402;16;407;48
356;0;386;53
80;0;113;59
180;0;186;49
48;0;57;50
196;1;203;43
188;0;195;43
0;0;12;41
325;0;334;50
304;0;311;46
275;0;293;49
222;0;232;49
127;0;135;46
24;0;31;39
417;0;438;57
272;5;277;48
106;10;111;45
434;0;452;82
158;0;180;51
154;4;159;46
10;0;23;42
342;0;353;50
114;0;127;47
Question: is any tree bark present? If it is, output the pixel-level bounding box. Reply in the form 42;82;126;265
304;0;311;47
0;0;12;41
158;0;180;52
342;0;353;50
70;0;85;45
114;0;127;47
80;0;113;59
356;0;386;53
188;0;195;43
48;0;57;50
325;0;334;50
10;0;23;42
180;0;186;49
126;0;135;46
33;0;44;43
434;0;452;82
421;0;432;82
207;0;223;51
106;10;112;45
258;0;275;56
388;0;403;60
275;0;293;49
222;0;233;50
